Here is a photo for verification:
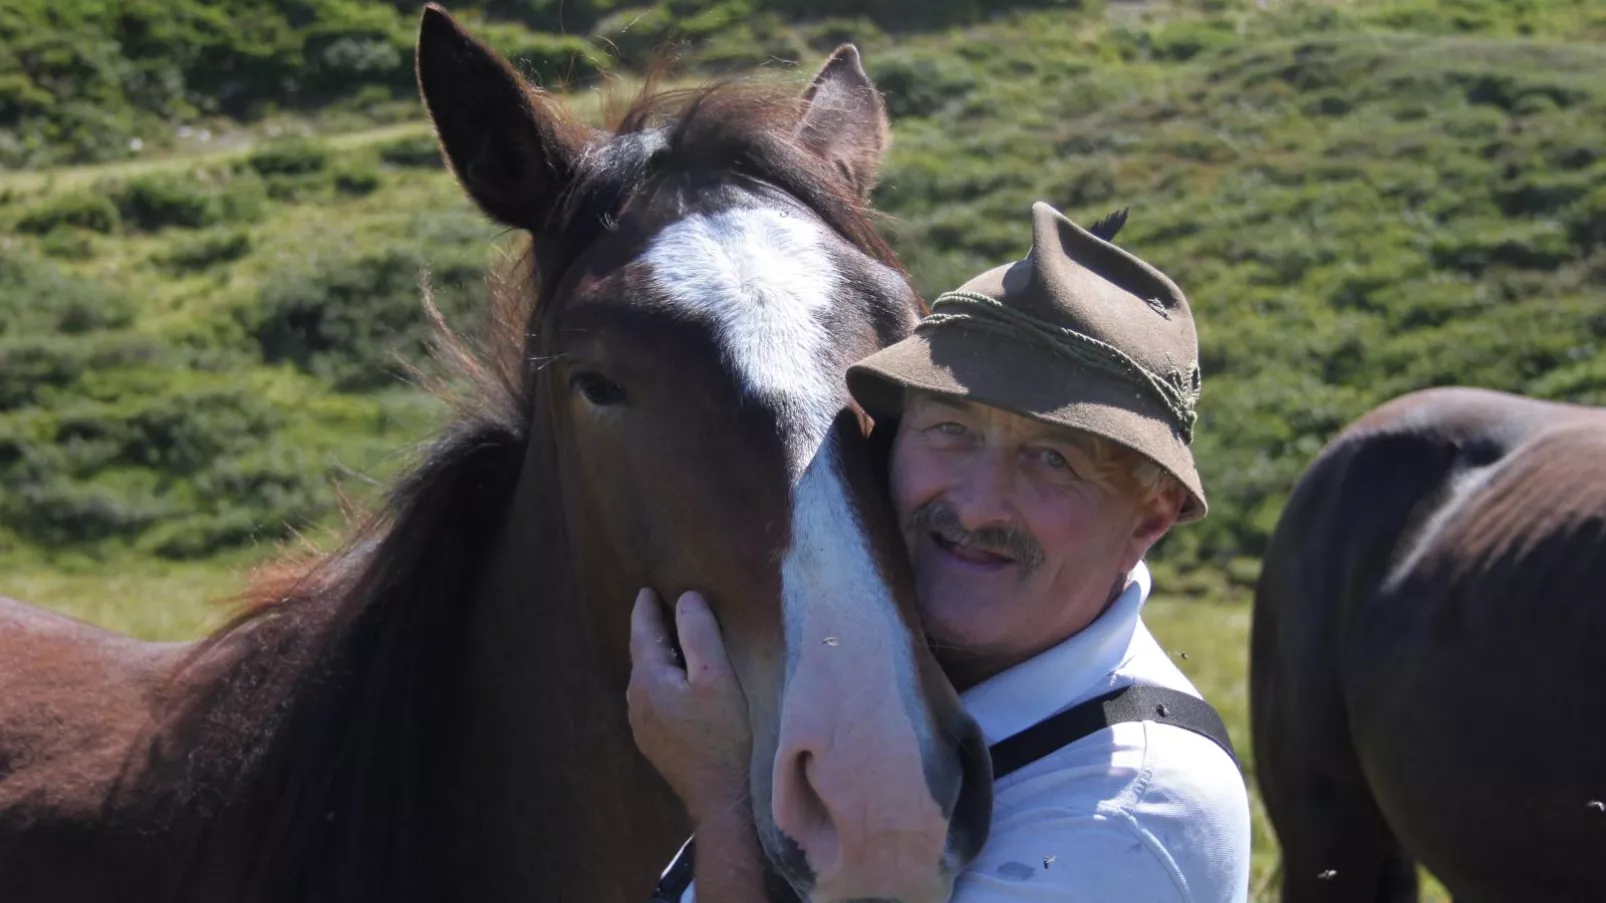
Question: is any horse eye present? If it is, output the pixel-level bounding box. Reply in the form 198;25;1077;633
570;371;628;406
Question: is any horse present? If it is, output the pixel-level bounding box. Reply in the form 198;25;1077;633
0;7;993;902
1251;385;1606;902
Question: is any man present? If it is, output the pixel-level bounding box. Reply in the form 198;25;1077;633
628;201;1252;901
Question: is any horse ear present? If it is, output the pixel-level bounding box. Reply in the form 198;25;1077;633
796;45;891;200
415;4;590;232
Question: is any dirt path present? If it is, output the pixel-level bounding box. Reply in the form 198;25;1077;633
0;77;646;196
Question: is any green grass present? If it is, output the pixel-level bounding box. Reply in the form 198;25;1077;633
3;553;258;641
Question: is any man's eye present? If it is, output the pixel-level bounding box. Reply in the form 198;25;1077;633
1037;448;1073;472
930;421;968;437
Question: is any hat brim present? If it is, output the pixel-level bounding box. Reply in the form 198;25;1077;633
847;324;1207;523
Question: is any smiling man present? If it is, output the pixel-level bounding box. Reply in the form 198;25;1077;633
629;201;1252;902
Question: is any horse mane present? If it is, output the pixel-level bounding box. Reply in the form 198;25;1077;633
132;74;908;901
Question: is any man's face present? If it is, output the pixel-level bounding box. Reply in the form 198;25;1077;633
889;392;1179;685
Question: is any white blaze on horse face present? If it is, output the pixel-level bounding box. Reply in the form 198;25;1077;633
645;208;947;894
643;206;840;467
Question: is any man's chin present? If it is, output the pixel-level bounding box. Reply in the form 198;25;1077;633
917;597;1004;653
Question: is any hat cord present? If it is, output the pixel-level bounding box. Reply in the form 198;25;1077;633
922;291;1199;443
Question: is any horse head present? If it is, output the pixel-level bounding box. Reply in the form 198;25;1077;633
416;7;991;902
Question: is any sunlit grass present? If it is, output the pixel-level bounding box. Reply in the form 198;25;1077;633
2;551;267;641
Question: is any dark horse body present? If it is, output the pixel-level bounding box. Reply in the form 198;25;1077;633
0;7;991;902
1252;386;1606;902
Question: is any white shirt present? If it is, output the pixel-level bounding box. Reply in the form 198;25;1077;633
681;561;1252;902
950;560;1251;903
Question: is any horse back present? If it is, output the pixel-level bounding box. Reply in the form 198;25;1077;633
0;594;189;896
1253;387;1597;694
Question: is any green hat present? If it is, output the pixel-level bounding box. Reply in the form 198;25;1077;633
847;201;1207;522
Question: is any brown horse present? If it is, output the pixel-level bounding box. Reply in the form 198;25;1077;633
1251;386;1606;903
0;7;992;902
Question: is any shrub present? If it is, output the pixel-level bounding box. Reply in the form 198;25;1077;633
0;382;324;552
215;172;270;223
15;191;120;234
0;253;133;336
39;228;97;260
0;476;175;547
377;133;442;169
109;174;219;231
0;334;164;411
247;136;330;177
865;48;979;119
470;22;608;85
303;28;409;100
244;245;485;390
334;162;383;196
155;230;253;271
147;447;330;558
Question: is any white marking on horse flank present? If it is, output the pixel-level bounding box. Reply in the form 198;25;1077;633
643;207;841;474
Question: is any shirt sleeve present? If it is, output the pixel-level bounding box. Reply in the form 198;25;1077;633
950;809;1190;903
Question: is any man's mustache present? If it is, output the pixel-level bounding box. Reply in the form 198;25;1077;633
906;500;1045;575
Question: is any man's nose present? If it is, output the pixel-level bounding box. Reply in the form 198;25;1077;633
946;448;1015;530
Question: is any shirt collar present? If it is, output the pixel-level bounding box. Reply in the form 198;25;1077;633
958;560;1151;746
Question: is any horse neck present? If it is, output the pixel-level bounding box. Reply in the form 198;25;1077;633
443;415;688;902
126;417;531;902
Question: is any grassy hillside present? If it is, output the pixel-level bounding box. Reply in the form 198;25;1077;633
0;0;1079;168
6;0;1603;575
863;0;1606;583
4;1;1605;898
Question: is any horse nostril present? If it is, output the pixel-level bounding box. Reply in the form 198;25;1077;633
772;748;834;879
947;714;994;865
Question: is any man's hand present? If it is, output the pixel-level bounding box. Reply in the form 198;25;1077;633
627;588;752;825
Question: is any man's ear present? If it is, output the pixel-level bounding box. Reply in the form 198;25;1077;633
1123;483;1184;572
415;3;594;232
795;45;891;200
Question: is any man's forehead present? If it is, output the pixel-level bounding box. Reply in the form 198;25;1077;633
905;390;1095;447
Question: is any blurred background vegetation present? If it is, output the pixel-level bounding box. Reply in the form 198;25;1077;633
4;0;1605;897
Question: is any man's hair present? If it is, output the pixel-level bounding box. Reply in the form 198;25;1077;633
1073;432;1183;513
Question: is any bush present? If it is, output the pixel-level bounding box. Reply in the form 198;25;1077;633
470;21;609;85
0;334;165;411
155;230;253;271
214;171;270;223
0;381;327;552
865;48;979;119
334;162;383;195
0;476;175;547
108;173;220;230
377;133;442;169
244;245;485;390
147;447;330;558
0;253;133;336
247;136;330;176
15;191;120;234
39;228;98;260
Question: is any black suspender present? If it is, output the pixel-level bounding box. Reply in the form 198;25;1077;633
989;684;1238;779
648;684;1238;902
